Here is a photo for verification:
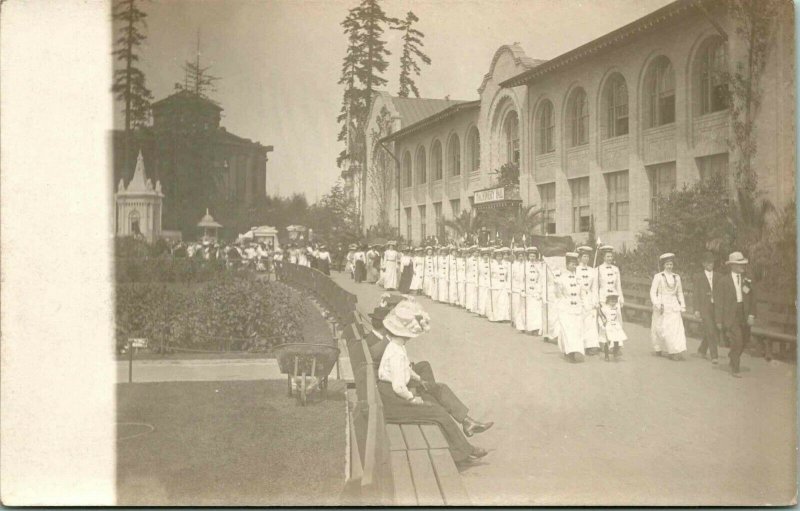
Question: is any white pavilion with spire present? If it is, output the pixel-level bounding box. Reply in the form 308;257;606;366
115;150;164;242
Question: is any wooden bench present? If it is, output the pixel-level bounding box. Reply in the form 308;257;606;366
621;276;797;358
342;313;471;505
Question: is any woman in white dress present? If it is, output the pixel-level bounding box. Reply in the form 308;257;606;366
382;241;399;290
650;253;687;360
423;247;437;299
465;247;479;313
410;247;425;294
556;252;585;362
511;248;527;331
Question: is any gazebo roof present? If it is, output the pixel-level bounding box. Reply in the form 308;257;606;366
197;209;222;228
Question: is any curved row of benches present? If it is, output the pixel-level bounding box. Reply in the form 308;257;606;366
277;264;470;505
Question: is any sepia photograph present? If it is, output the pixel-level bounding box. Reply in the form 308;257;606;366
0;0;797;506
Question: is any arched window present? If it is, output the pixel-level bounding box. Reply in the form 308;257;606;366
416;147;427;184
567;88;589;147
537;100;555;154
448;134;461;176
467;127;480;172
431;140;443;181
402;151;412;187
644;56;675;128
129;210;141;235
698;38;728;115
503;111;520;165
603;74;629;138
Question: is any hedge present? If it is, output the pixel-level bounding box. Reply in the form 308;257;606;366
116;273;305;353
116;257;226;283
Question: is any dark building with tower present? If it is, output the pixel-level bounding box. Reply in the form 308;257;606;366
113;90;273;240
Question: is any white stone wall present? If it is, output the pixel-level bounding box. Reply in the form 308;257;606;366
372;5;795;249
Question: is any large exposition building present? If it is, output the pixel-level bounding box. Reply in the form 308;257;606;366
113;90;273;240
362;0;794;249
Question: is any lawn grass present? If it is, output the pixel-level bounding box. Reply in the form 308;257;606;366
117;379;345;506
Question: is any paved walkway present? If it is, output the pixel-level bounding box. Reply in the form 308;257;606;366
330;271;796;506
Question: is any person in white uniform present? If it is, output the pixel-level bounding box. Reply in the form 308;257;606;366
456;248;467;308
599;292;627;361
424;246;437;299
437;246;450;303
524;247;544;335
410;247;425;294
477;248;492;317
650;252;688;360
465;246;479;313
489;248;510;322
511;248;527;331
556;252;586;362
448;247;459;305
576;246;600;355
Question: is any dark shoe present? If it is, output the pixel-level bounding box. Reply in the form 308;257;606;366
572;353;585;363
654;351;663;357
463;417;494;437
669;353;685;361
469;446;489;459
711;358;719;365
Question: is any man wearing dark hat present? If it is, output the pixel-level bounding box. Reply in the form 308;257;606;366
692;251;722;363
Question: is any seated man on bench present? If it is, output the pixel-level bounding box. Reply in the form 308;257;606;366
375;296;493;466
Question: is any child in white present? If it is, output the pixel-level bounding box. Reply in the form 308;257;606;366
599;293;627;361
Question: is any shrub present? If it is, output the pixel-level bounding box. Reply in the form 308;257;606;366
116;275;305;353
116;257;226;283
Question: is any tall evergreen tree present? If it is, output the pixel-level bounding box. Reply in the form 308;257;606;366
180;31;220;100
112;0;154;130
395;11;430;98
336;8;367;167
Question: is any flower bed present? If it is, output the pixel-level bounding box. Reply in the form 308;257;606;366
116;274;305;353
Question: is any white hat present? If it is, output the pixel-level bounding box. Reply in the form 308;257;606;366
382;298;431;339
659;253;675;262
577;245;593;254
565;252;579;261
725;251;749;265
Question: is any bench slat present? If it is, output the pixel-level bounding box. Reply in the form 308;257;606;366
400;424;428;450
347;391;364;482
420;424;449;449
386;424;407;451
429;448;471;506
407;449;444;506
389;451;417;506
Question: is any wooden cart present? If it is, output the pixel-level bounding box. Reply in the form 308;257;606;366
273;343;340;406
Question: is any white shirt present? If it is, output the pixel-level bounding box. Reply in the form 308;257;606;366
732;272;743;303
377;341;420;400
705;270;715;303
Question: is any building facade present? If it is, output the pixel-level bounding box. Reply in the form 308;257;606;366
113;90;273;240
115;150;164;242
368;0;795;249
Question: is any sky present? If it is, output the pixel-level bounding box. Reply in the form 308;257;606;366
121;0;674;202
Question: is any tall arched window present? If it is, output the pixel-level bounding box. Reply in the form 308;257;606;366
537;100;555;154
644;56;675;128
448;134;461;176
698;38;728;115
603;74;629;138
416;147;427;184
402;151;412;187
431;140;443;180
503;111;520;165
467;127;480;172
567;88;589;147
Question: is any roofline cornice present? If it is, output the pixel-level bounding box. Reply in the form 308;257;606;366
381;100;481;143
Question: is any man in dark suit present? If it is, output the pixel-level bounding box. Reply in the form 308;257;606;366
714;252;757;377
693;251;722;363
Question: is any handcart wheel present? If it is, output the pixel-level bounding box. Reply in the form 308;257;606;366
300;371;307;406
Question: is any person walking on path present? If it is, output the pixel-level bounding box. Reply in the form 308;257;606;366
353;245;367;283
650;253;688;360
398;246;414;293
576;246;600;355
556;252;585;362
714;251;757;377
465;246;479;313
511;248;527;331
437;246;450;303
377;298;493;465
382;241;400;290
316;245;332;276
424;246;437;299
410;247;425;295
524;247;544;335
599;292;627;361
692;251;722;364
456;248;467;308
366;245;380;283
477;247;492;317
448;246;460;305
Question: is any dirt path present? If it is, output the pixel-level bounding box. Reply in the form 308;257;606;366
331;271;797;506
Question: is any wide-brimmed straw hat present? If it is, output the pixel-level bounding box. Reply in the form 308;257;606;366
382;297;431;339
725;251;749;265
